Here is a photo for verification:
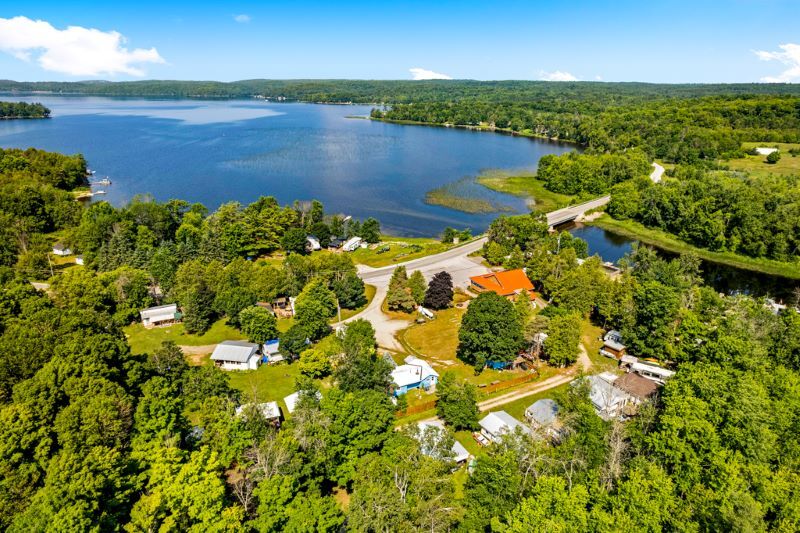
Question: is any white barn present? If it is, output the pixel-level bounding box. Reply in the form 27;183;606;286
211;340;261;371
139;304;179;328
52;242;72;256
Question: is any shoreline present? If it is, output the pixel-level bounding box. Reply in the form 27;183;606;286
369;116;580;145
589;214;800;280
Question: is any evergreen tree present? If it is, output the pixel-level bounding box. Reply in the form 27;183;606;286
332;272;367;309
386;266;416;312
407;270;428;305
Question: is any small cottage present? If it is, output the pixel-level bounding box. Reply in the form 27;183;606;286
262;339;283;364
600;330;626;359
210;340;261;371
342;236;363;252
236;401;282;427
391;356;439;396
478;410;530;443
469;269;536;300
139;304;180;328
630;362;675;385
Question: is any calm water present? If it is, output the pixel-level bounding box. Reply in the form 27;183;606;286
1;95;794;298
567;223;798;300
0;95;573;236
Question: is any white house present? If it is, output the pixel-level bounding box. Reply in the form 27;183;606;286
210;340;261;371
283;390;322;414
139;304;180;328
75;255;85;266
342;236;363;252
630;362;675;385
52;242;72;256
585;372;633;420
755;147;778;156
479;410;530;443
391;356;439;396
236;401;282;426
416;420;470;464
306;235;321;251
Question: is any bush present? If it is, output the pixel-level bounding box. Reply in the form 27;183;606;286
766;151;781;164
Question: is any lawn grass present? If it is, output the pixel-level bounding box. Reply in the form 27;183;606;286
335;284;376;321
454;430;485;459
590;214;800;279
581;319;617;372
476;170;575;212
729;142;800;178
494;382;573;421
227;362;303;413
124;318;246;355
397;307;530;387
350;235;453;268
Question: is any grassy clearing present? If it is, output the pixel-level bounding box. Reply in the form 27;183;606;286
351;235;452;268
493;382;573;422
124;319;245;355
590;214;800;279
729;142;800;178
581;319;618;372
425;179;514;214
397;307;530;387
454;430;485;459
476;170;575;212
227;362;303;413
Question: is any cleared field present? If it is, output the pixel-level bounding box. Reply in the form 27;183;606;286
124;319;245;355
725;142;800;178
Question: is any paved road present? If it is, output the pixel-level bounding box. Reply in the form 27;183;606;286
338;238;491;349
546;196;611;227
650;162;665;183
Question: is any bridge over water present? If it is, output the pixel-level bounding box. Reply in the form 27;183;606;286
546;195;611;229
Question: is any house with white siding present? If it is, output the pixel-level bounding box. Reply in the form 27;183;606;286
139;304;180;328
210;340;261;371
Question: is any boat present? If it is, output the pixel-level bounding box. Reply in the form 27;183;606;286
93;190;107;195
95;177;112;186
86;169;96;175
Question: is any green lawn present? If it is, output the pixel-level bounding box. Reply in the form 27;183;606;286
590;214;800;279
476;170;575;213
454;430;485;458
124;318;246;355
581;319;617;372
397;307;530;387
729;143;800;178
494;382;572;421
351;235;453;268
227;362;303;413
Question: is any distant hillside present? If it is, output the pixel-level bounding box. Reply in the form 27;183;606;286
1;79;800;104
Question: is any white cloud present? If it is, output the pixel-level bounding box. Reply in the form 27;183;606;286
0;16;164;77
754;43;800;83
409;67;452;80
233;14;251;23
539;70;578;82
594;75;604;81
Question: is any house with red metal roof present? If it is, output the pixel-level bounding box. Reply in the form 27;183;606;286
469;269;535;300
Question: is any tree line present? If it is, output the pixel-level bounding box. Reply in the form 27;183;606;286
0;101;50;119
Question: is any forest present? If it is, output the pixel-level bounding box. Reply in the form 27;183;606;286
1;82;800;529
0;102;50;119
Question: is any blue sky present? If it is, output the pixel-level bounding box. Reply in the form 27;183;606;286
0;0;799;83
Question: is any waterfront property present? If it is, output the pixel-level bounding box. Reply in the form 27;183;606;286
469;269;535;300
210;340;261;371
139;303;180;328
391;356;439;396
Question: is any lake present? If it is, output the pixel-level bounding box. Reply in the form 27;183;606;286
0;95;573;236
1;95;795;299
